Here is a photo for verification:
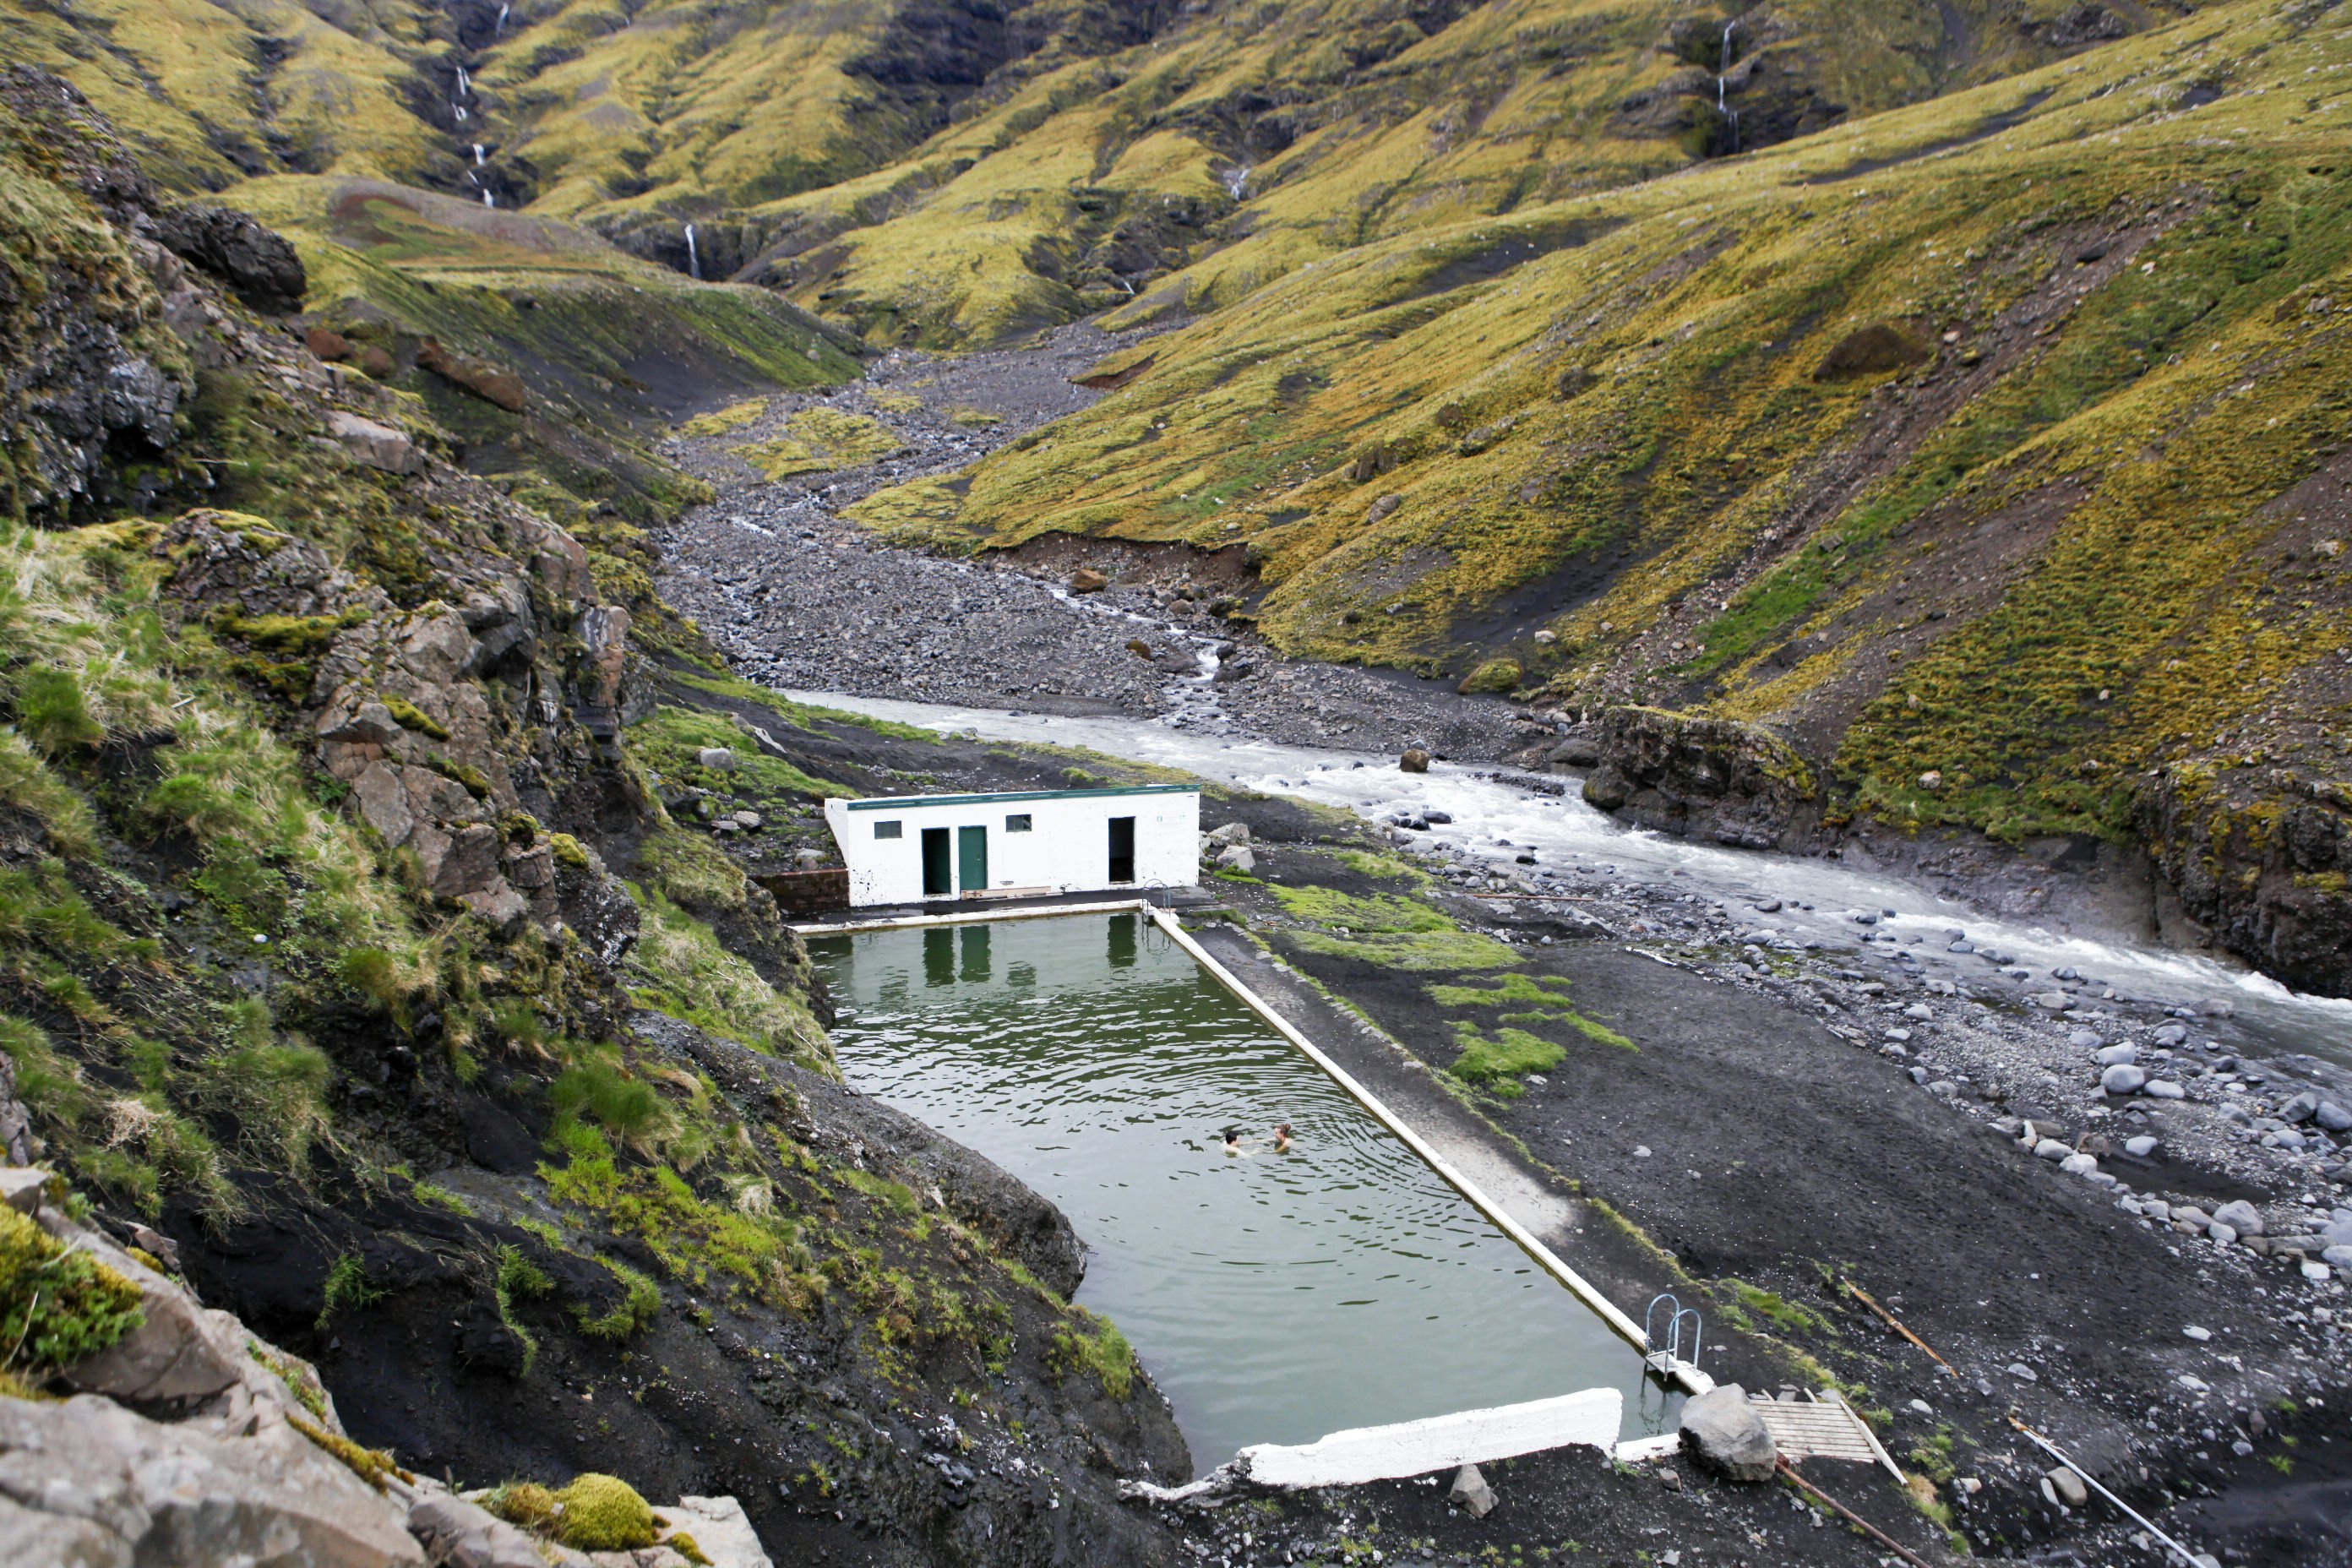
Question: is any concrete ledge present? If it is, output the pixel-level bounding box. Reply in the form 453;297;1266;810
1126;1388;1623;1502
1148;909;1711;1398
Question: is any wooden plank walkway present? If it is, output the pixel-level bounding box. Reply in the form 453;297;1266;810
1754;1393;1907;1481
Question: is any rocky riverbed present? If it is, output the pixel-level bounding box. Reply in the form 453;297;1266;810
654;326;1516;762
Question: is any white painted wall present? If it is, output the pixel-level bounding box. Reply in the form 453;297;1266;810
824;787;1200;907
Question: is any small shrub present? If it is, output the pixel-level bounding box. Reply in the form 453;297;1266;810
16;669;103;754
206;1014;334;1176
550;1058;668;1149
571;1259;660;1341
1048;1310;1135;1400
0;1205;145;1375
487;999;549;1052
336;948;406;1013
316;1251;385;1329
0;733;98;854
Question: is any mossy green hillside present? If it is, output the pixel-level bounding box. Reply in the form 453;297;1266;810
742;0;2158;347
905;0;2352;855
219;177;861;525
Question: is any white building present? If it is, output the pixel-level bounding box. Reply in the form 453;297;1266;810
823;785;1201;907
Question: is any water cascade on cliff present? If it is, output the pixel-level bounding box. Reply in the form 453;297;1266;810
1717;20;1740;153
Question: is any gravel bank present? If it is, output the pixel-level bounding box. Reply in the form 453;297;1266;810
655;327;1516;761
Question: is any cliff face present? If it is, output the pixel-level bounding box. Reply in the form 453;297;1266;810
0;74;1189;1564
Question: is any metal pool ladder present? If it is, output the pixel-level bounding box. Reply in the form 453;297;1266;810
1642;1293;1703;1380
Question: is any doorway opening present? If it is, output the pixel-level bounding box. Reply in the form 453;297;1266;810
921;827;951;897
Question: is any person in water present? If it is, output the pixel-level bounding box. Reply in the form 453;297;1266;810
1221;1127;1244;1156
1271;1122;1293;1154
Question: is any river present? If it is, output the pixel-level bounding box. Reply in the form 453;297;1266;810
787;689;2352;1076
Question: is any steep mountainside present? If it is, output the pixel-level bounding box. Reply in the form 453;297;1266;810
8;0;2342;992
3;0;2201;343
0;70;1192;1564
866;0;2352;993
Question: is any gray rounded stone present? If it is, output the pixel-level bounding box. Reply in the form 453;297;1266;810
1678;1386;1778;1483
2100;1064;2148;1095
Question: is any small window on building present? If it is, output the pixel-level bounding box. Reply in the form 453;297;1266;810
1005;814;1032;832
874;820;903;840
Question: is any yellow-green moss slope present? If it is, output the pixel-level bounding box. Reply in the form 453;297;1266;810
898;0;2351;868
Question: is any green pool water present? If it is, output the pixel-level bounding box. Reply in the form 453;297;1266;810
808;912;1676;1465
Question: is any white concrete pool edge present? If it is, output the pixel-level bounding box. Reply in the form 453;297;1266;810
1143;909;1711;1401
1123;1387;1627;1502
795;899;1715;1424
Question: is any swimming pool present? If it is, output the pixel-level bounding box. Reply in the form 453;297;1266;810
808;911;1674;1464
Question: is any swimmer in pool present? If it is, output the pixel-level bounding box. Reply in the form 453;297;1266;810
1271;1122;1293;1154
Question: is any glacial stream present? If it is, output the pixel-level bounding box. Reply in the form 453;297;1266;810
789;689;2352;1075
808;912;1675;1464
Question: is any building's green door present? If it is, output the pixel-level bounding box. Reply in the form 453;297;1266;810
957;825;988;893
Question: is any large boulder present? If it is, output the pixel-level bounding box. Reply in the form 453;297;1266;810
2211;1200;2265;1238
407;1494;557;1568
0;1394;423;1566
326;411;423;476
666;1495;773;1568
151;202;308;313
416;338;526;412
1678;1385;1778;1482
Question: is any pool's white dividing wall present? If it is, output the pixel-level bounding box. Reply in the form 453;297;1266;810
824;786;1200;907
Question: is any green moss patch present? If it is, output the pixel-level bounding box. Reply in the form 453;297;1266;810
0;1204;144;1375
731;410;904;480
1271;886;1519;971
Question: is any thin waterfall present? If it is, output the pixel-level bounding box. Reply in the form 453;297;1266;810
473;143;486;165
684;223;701;280
495;3;509;36
1716;19;1739;153
456;64;471;97
453;103;469;122
482;191;495;208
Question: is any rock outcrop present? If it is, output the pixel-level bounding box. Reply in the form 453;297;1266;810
1580;706;1821;850
4;1168;780;1568
148;202;308;313
0;75;1193;1568
2137;765;2352;999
